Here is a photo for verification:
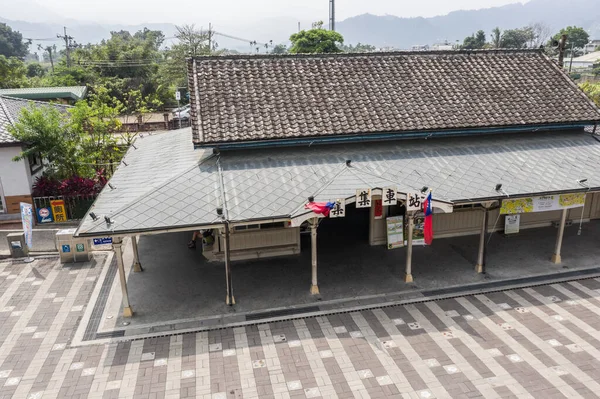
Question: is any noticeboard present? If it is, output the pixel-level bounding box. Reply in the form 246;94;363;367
386;216;404;249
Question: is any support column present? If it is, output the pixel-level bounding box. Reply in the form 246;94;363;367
131;236;143;272
475;206;489;273
310;218;319;295
223;223;235;305
113;238;133;317
404;212;414;283
551;208;568;264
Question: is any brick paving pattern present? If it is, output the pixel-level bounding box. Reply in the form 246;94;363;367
2;256;600;398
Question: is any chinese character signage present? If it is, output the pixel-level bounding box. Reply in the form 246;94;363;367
386;216;404;249
93;237;113;245
383;186;397;206
406;193;424;211
329;200;345;218
356;189;372;208
20;202;33;250
36;207;54;224
500;193;585;215
50;200;67;222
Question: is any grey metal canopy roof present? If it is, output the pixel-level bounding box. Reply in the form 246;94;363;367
75;127;600;237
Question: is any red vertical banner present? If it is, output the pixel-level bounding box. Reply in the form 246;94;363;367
374;199;383;219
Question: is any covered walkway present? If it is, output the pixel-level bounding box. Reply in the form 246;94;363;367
102;220;600;328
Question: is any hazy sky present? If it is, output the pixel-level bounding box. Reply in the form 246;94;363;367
4;0;527;25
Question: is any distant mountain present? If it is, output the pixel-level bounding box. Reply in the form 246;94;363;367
2;0;599;53
337;0;600;49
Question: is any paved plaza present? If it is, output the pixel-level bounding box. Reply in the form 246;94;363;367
2;255;600;398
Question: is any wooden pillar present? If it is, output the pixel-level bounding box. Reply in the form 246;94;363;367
223;223;235;305
551;208;568;264
113;238;133;317
310;218;320;295
404;212;414;283
131;236;143;272
475;207;489;273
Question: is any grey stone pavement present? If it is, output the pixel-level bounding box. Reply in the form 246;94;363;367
3;253;600;398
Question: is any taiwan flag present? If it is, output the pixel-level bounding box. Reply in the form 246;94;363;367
423;191;433;245
305;201;336;217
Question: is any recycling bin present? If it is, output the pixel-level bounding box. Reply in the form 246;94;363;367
56;228;91;263
7;232;28;258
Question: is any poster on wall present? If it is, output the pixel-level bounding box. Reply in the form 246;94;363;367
504;215;520;235
409;215;426;245
386;216;404;249
374;199;383;219
500;193;585;215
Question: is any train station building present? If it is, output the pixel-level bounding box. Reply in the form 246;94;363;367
74;49;600;317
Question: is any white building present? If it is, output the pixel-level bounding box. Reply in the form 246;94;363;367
565;51;600;69
584;40;600;54
0;96;67;219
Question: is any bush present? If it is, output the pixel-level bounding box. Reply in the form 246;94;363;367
32;172;107;197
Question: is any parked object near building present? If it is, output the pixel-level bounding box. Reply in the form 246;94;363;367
75;49;600;317
0;96;70;220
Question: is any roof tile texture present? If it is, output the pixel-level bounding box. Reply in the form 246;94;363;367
189;51;600;144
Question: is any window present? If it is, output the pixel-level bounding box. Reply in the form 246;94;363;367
28;153;43;174
232;222;286;232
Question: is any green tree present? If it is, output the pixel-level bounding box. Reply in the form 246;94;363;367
501;27;534;48
8;103;80;178
289;21;344;53
552;26;590;50
462;30;486;49
0;23;29;59
26;62;45;78
272;44;288;54
490;27;502;49
158;24;210;96
0;55;28;88
581;82;600;107
341;42;377;53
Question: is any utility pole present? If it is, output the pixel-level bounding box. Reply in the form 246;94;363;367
557;34;567;69
329;0;336;31
57;26;75;68
208;23;213;54
568;41;575;73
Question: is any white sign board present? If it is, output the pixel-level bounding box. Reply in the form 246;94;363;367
329;200;345;218
386;216;404;249
356;189;372;208
175;91;181;101
504;215;520;235
382;186;398;206
406;193;424;211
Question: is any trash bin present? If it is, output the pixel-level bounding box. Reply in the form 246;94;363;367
56;228;91;264
7;232;28;258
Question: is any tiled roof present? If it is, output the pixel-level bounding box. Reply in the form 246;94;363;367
187;50;600;146
0;96;71;144
75;128;600;237
0;86;87;101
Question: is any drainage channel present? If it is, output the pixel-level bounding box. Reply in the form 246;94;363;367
88;267;600;344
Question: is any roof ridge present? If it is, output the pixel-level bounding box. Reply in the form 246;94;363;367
190;48;544;62
76;150;218;236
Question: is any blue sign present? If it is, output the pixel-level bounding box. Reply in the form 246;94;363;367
62;244;71;253
36;207;54;224
93;237;113;245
